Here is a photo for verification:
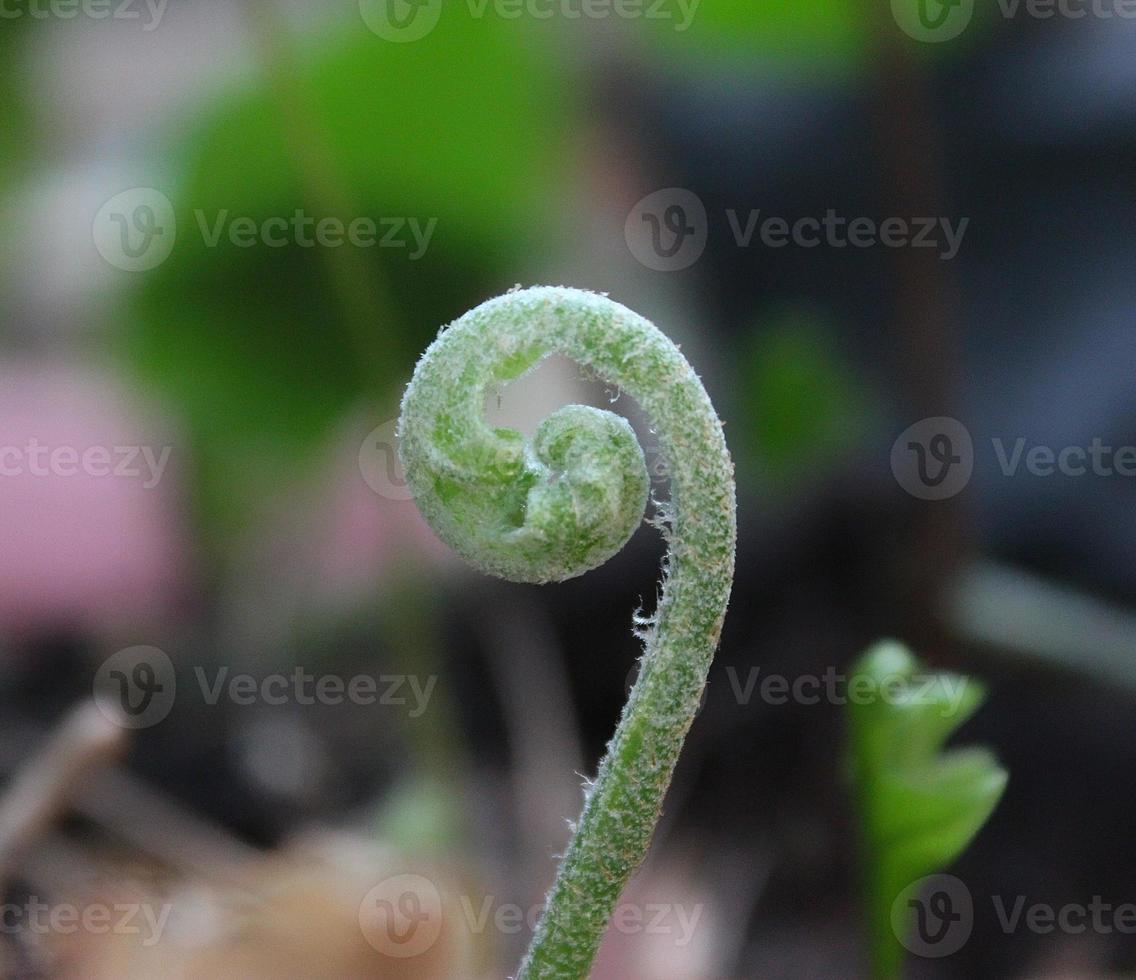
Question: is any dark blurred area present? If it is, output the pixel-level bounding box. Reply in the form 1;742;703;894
1;1;1135;976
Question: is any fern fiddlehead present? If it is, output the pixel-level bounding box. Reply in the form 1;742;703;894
398;286;736;978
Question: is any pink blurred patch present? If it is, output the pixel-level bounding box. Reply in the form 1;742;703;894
306;414;452;606
237;410;454;622
589;868;720;980
0;363;189;638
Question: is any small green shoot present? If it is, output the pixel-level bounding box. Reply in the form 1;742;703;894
848;641;1007;979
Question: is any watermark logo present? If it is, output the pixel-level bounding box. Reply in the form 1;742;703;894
723;665;971;716
93;192;438;272
92;188;176;273
892;0;974;41
359;420;414;501
894;0;1136;42
358;875;704;957
359;0;443;41
625;188;708;272
627;191;969;271
896;875;1136;956
94;647;437;729
893;874;973;958
891;417;974;501
93;646;176;730
359;874;444;958
894;419;1136;499
359;0;698;39
460;895;703;944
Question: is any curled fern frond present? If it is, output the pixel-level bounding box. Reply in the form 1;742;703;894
399;286;736;978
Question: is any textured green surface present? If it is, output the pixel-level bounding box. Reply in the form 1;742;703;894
399;286;736;977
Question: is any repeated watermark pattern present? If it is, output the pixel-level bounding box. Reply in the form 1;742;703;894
359;420;414;501
359;875;446;958
892;417;1136;500
93;188;437;272
891;417;975;501
192;210;436;258
193;666;435;717
458;894;702;943
0;440;171;488
0;898;171;947
358;0;700;42
894;874;974;958
358;872;704;959
625;188;969;271
0;0;168;29
93;646;436;730
897;874;1136;960
723;665;972;715
892;0;1136;42
92;189;177;272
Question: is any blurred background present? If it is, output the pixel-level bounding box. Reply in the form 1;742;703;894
1;0;1135;976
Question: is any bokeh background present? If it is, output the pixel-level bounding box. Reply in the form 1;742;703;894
1;1;1135;976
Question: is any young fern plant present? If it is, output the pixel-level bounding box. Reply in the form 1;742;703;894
398;286;736;978
849;642;1007;979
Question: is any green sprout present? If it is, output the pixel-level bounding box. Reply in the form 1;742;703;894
849;641;1008;979
399;286;736;978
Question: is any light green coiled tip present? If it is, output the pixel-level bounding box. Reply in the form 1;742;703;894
399;288;653;583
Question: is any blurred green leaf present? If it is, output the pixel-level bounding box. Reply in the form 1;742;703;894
378;776;463;856
0;21;34;311
0;23;31;177
848;641;1007;979
119;16;572;538
736;312;875;493
643;0;871;77
643;0;992;74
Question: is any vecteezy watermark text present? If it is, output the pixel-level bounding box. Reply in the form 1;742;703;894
357;872;704;960
724;209;968;260
93;188;437;272
0;0;167;30
0;897;171;947
193;666;436;717
459;895;703;944
897;874;1136;960
93;646;437;730
724;665;971;716
625;189;968;271
194;210;436;258
358;0;700;42
893;417;1136;500
0;440;171;489
465;0;699;29
892;0;1136;43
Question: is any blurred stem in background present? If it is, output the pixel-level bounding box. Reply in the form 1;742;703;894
374;574;469;855
247;2;467;851
246;0;392;403
865;4;973;653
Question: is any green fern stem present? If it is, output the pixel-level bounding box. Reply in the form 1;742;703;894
398;286;736;978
